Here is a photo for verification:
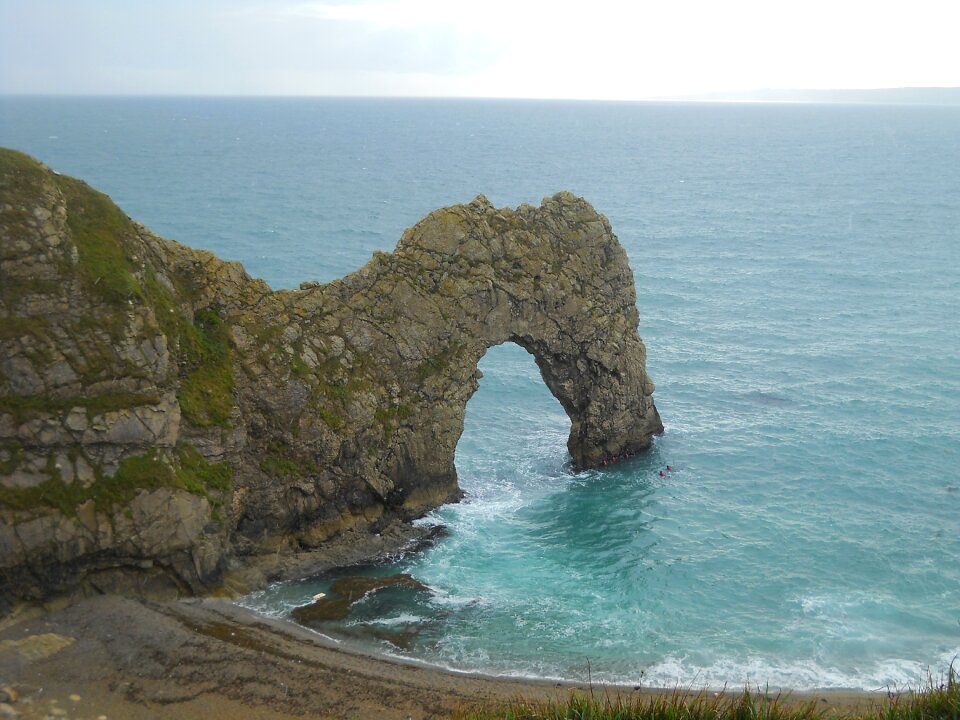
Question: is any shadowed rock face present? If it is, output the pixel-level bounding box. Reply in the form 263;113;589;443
0;148;661;606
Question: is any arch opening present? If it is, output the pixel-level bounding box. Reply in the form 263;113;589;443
355;191;663;514
455;342;571;485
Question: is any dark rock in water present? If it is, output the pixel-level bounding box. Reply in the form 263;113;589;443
368;623;423;651
290;573;430;625
330;573;431;598
422;523;449;542
0;148;662;608
290;595;355;624
395;524;449;557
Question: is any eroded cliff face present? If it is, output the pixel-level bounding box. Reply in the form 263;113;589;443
0;148;662;607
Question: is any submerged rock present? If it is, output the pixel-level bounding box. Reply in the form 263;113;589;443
291;573;431;624
0;148;662;608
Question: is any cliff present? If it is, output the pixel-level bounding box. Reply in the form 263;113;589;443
0;148;662;608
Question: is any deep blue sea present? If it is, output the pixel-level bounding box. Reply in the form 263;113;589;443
2;97;959;691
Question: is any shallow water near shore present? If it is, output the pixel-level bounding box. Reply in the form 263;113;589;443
3;96;959;690
242;341;960;690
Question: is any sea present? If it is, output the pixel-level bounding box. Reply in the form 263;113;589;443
2;96;958;691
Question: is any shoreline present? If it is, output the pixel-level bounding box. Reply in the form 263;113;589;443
244;604;893;697
0;592;891;720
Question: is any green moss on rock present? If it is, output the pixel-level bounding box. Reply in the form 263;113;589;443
55;174;143;307
0;444;231;517
0;450;169;517
177;307;236;427
415;343;465;382
176;443;232;495
258;440;319;478
0;392;162;424
0;149;51;240
372;403;414;434
0;446;23;476
0;278;59;313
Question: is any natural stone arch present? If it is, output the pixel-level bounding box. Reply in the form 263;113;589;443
290;192;664;513
0;150;662;604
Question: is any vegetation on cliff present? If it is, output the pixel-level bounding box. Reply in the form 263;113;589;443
58;173;143;308
0;444;230;517
1;148;234;514
1;147;661;606
176;306;236;428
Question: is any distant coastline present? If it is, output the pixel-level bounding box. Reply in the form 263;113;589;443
2;87;959;106
663;86;960;105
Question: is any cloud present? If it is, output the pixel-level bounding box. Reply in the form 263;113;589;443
219;0;508;78
267;0;471;27
2;0;958;97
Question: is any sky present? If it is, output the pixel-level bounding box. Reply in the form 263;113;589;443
1;0;958;100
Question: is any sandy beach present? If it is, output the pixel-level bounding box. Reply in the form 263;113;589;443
0;592;886;720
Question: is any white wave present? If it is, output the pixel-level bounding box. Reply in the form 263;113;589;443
621;650;960;692
423;588;488;611
348;613;424;628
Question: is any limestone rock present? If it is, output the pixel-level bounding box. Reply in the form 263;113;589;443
0;148;661;608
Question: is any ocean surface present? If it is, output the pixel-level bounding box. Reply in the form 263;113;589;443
2;97;958;691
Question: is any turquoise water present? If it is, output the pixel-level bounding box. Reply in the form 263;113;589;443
3;98;958;690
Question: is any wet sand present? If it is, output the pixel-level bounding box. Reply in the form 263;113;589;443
0;594;886;720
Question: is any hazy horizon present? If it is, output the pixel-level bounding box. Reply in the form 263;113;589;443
2;0;959;101
2;88;959;106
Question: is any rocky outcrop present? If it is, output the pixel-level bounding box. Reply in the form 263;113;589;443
0;148;662;608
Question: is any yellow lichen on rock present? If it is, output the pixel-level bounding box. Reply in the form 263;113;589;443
0;632;75;661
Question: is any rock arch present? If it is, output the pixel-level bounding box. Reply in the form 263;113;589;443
286;192;664;514
0;149;662;604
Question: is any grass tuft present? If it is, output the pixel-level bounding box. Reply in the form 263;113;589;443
455;669;960;720
258;440;319;478
177;307;235;427
55;174;143;307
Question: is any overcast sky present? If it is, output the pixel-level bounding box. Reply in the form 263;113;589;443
1;0;958;100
